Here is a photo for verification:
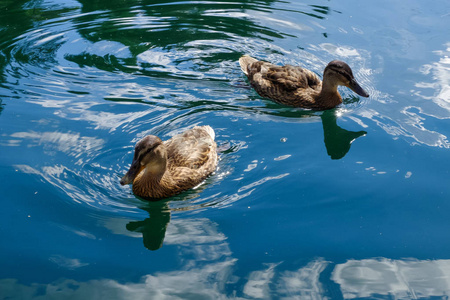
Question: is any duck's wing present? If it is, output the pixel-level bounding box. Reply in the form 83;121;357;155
241;57;323;107
165;126;217;170
264;64;322;91
240;55;321;90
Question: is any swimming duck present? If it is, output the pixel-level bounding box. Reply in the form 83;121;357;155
239;55;369;110
120;126;218;199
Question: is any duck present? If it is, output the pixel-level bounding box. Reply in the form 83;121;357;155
239;55;369;110
120;126;218;199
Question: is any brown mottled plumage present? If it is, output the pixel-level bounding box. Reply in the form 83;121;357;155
239;55;369;110
120;126;218;199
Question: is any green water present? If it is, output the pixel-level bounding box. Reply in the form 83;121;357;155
0;0;449;299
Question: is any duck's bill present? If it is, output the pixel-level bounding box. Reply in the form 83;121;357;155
120;159;140;185
349;79;369;98
120;173;133;185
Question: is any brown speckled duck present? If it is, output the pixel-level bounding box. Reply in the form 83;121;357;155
120;126;218;199
239;55;369;110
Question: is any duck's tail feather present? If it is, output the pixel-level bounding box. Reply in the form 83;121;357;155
201;125;215;141
239;55;258;75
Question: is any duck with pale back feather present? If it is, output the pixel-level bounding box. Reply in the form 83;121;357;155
120;126;218;199
239;55;369;110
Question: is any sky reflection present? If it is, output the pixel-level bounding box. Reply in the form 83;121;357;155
2;256;450;299
415;42;450;115
333;258;450;299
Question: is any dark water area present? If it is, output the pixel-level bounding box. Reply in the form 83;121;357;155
0;0;449;299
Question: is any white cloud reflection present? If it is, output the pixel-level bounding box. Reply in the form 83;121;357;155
9;131;104;158
4;256;449;299
332;258;450;299
2;210;450;300
304;41;450;149
415;42;450;113
15;164;96;205
371;42;450;148
49;255;89;270
244;263;280;298
277;259;329;300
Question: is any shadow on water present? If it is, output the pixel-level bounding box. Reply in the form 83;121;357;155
321;110;366;159
66;0;330;75
276;108;367;160
123;180;222;251
243;102;367;160
0;1;74;45
0;1;77;66
124;179;229;251
126;201;171;251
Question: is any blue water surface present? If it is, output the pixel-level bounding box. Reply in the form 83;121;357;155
0;0;449;299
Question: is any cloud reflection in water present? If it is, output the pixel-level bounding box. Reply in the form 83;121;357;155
2;256;450;299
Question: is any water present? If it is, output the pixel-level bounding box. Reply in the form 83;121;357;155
0;0;449;299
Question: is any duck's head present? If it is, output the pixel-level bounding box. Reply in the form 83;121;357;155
120;135;167;185
323;60;369;98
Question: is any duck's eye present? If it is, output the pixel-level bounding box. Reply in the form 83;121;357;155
334;70;352;81
139;144;159;159
139;147;151;158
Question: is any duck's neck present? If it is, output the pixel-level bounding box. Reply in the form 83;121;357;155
132;164;177;199
317;80;342;109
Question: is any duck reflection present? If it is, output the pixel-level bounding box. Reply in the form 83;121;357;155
248;99;367;159
321;110;366;159
260;106;366;159
126;201;171;251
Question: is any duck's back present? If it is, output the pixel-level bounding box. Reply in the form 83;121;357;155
239;55;323;107
165;126;217;177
